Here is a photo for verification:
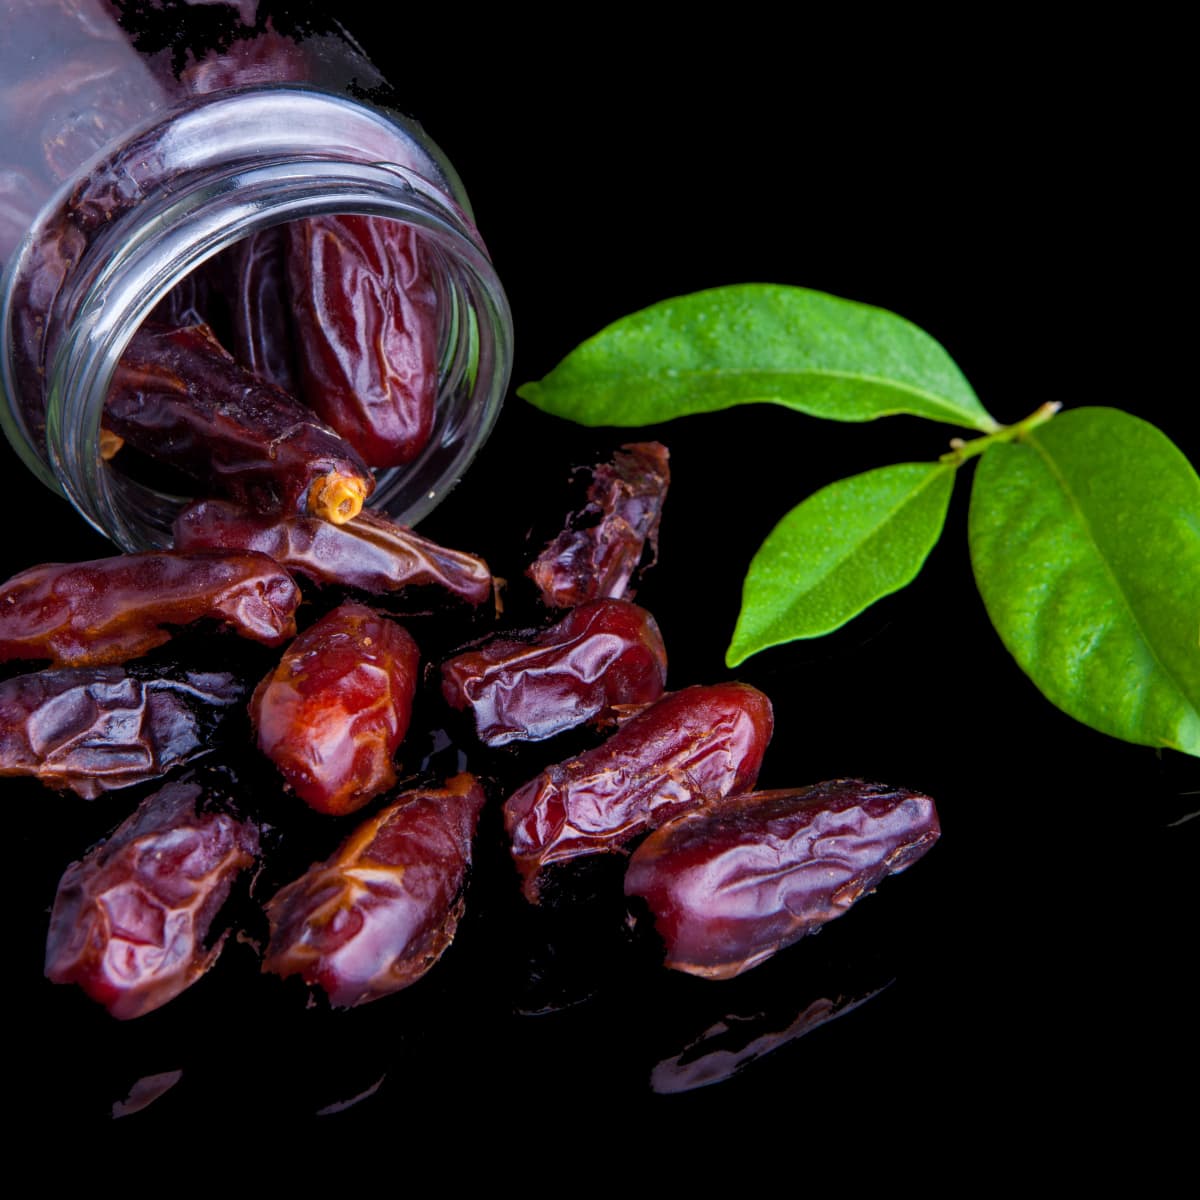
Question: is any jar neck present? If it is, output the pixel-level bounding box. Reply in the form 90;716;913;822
1;88;511;548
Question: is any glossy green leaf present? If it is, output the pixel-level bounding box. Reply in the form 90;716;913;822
727;461;956;666
969;407;1200;756
519;285;997;433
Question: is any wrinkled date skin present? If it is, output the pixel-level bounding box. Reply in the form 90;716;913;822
0;663;246;798
174;500;493;606
44;777;260;1019
150;231;296;391
0;550;300;666
625;779;941;979
442;598;668;746
0;9;152;255
263;773;486;1008
528;442;670;608
149;266;213;332
220;225;299;393
104;322;374;523
287;215;439;469
250;602;420;815
174;23;313;95
504;683;773;902
0;0;171;265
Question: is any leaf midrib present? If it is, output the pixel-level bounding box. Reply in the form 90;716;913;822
761;466;950;627
1027;432;1198;730
549;364;992;430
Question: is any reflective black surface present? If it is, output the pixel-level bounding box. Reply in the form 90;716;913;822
5;11;1192;1152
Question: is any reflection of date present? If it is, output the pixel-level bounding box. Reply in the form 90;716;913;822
651;987;887;1095
250;602;419;815
0;550;300;666
45;777;259;1020
625;780;940;979
442;598;668;746
0;663;245;798
264;774;486;1008
504;683;773;902
174;500;492;606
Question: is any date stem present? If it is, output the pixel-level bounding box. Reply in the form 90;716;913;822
308;472;369;524
98;428;124;461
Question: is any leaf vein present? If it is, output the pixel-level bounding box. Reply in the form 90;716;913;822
1028;434;1198;729
777;468;949;590
573;366;992;430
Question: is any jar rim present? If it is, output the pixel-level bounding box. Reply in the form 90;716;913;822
1;90;511;549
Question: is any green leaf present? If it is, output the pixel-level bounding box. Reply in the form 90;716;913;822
727;461;956;666
969;407;1200;756
519;284;997;433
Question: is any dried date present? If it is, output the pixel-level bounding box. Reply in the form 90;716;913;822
250;602;420;815
0;662;245;798
624;779;940;979
263;773;486;1008
44;776;260;1019
287;215;439;469
504;682;773;902
104;322;373;524
220;226;299;393
0;550;300;666
149;264;213;332
174;499;492;606
528;442;669;608
175;22;312;95
442;598;668;746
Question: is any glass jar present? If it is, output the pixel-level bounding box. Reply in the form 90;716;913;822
0;0;512;550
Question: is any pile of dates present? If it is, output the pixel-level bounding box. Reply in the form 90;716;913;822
4;248;939;1019
5;444;940;1019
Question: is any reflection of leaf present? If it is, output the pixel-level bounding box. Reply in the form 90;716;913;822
727;462;956;666
520;285;997;432
969;407;1200;756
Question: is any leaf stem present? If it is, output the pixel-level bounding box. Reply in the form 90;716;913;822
940;401;1062;467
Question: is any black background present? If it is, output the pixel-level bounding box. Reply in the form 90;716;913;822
5;6;1193;1155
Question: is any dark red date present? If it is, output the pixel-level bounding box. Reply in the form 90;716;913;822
149;265;213;332
504;683;773;902
220;226;299;393
147;229;297;390
287;215;439;469
263;773;486;1008
176;23;312;95
174;500;493;606
0;663;245;798
528;442;670;608
45;777;260;1019
625;779;941;979
0;550;300;666
250;602;420;815
442;598;668;746
104;322;374;523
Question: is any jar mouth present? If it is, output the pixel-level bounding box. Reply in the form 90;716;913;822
1;89;512;550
